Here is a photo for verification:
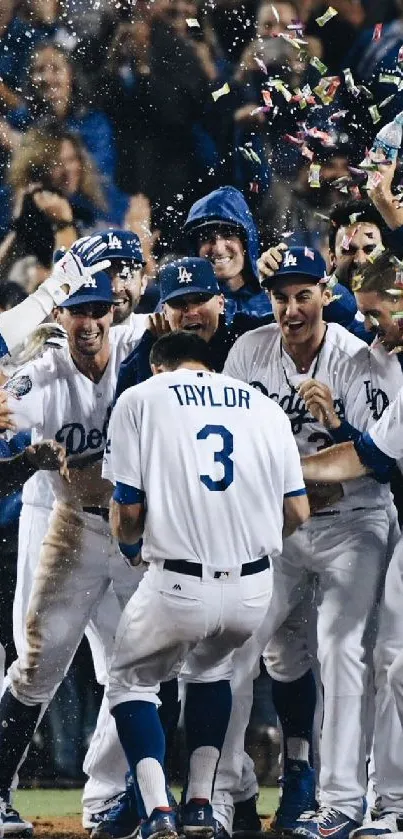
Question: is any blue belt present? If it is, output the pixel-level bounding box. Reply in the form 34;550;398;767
163;555;270;579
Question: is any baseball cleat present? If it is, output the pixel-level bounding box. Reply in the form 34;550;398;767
0;798;33;837
181;801;215;838
90;788;140;839
233;795;264;837
138;808;178;839
270;760;317;834
83;798;125;831
292;807;360;839
350;814;403;838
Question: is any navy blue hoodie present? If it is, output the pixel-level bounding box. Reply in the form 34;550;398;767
184;186;272;321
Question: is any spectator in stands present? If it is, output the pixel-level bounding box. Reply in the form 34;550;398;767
4;42;117;183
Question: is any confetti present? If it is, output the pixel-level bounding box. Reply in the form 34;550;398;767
254;56;268;74
367;243;385;263
212;83;230;102
349;184;362;199
325;273;338;289
391;255;403;268
398;45;403;65
314;212;331;221
328;110;349;122
301;145;315;160
250;105;272;115
262;89;273;107
380;94;396;108
386;288;403;296
344;68;360;97
391;311;403;323
278;33;307;50
379;73;402;85
305;247;315;260
369;104;381;123
368;314;380;327
372;23;383;41
186;18;200;27
308;163;321;187
315;6;338;26
349;213;362;224
358;85;373;99
351;274;363;292
310;56;328;75
271;3;280;22
272;79;292;101
249;181;259;193
284;133;304;146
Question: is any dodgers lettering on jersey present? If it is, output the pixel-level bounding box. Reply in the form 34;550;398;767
3;323;143;505
369;386;403;467
106;369;305;567
224;322;403;511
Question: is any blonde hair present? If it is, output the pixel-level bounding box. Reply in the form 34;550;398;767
9;126;107;211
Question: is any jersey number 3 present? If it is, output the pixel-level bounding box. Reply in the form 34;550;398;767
197;424;234;491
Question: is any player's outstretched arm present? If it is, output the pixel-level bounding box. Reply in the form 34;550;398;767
302;441;369;484
0;250;110;358
0;440;68;498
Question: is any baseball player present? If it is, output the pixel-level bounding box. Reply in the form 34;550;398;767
104;329;309;839
299;253;403;839
0;269;146;837
9;230;150;834
69;229;148;330
223;246;403;839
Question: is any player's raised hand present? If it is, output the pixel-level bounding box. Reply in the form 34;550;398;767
147;313;172;338
0;390;16;431
257;242;288;286
298;379;341;430
25;440;70;482
42;249;111;307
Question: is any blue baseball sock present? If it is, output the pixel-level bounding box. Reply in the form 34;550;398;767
185;681;232;753
272;670;316;766
112;700;167;818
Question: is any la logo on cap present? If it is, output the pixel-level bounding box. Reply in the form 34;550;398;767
83;276;97;289
283;251;297;268
178;265;193;284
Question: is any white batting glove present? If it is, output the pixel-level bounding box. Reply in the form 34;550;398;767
70;234;110;265
35;250;111;310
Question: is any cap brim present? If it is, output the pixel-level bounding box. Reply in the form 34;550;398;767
187;218;243;235
262;271;325;288
62;294;116;308
161;287;218;304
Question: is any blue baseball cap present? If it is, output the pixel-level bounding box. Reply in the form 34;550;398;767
95;229;145;266
61;270;116;308
159;257;221;304
264;247;327;289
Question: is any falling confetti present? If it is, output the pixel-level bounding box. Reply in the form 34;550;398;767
272;79;292;101
271;4;280;22
379;94;396;108
315;6;338;26
254;56;268;74
372;23;383;41
328;110;349;122
351;274;363;292
310;56;328;75
344;68;361;97
212;83;230;102
398;45;403;65
308;163;321;187
369;104;381;124
367;243;385;263
186;18;200;27
262;90;273;107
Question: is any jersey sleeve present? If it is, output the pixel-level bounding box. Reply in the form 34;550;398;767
341;345;402;432
107;391;144;494
281;413;306;497
2;367;45;431
367;388;403;461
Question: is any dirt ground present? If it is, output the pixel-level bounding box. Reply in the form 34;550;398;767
32;815;274;838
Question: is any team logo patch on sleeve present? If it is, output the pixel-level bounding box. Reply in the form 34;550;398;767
4;375;32;399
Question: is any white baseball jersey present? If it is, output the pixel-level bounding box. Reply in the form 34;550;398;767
3;324;142;504
224;322;403;511
369;386;403;462
106;368;305;567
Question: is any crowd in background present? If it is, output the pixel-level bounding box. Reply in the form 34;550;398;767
0;0;402;786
